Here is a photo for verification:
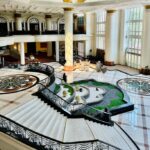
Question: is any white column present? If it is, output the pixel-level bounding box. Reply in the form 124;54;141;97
118;10;126;65
141;6;150;68
27;22;30;31
7;22;10;32
20;42;25;65
64;9;73;71
11;21;14;31
16;17;22;31
56;41;59;62
105;10;120;65
39;22;42;34
46;18;52;31
23;21;26;31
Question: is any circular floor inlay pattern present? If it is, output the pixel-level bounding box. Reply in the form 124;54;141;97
0;74;39;94
117;78;150;95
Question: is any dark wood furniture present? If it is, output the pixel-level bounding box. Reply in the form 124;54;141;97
140;68;150;75
87;49;105;64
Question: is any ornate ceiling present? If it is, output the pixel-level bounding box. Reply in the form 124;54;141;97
0;0;149;14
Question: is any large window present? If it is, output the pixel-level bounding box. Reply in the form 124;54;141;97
96;11;106;50
125;7;144;69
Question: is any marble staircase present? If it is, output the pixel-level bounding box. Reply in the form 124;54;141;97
5;96;138;150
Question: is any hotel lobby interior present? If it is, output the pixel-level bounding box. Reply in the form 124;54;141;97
0;0;150;150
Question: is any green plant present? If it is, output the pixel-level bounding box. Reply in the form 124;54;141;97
63;84;74;95
54;84;60;94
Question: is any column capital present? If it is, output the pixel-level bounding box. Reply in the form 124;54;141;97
14;13;22;18
145;5;150;9
45;15;52;19
107;10;116;14
64;8;74;11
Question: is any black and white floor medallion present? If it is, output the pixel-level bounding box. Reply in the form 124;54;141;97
117;78;150;96
0;74;39;94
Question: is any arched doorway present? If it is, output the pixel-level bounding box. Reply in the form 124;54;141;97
0;17;8;36
29;18;39;34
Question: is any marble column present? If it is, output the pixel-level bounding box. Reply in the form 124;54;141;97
46;15;52;31
105;10;120;66
20;42;25;65
11;21;14;31
64;8;74;71
141;6;150;68
15;14;22;31
56;41;59;62
39;22;42;34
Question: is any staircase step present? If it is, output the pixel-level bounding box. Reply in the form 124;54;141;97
55;116;67;141
48;114;66;141
29;106;50;131
86;120;131;150
23;103;48;127
63;118;95;142
6;99;40;120
6;98;37;118
36;107;55;133
17;101;44;124
42;110;59;136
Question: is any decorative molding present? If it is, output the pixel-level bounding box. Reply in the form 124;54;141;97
0;17;7;23
29;17;39;23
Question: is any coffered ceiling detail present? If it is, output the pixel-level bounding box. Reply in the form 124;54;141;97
0;0;149;14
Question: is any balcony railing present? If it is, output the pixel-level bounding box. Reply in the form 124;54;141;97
0;115;121;150
0;30;86;37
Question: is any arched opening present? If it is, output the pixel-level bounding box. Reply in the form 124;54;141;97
29;18;39;34
0;17;8;36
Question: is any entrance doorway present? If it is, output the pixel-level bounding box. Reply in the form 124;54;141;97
29;18;39;34
0;17;8;36
27;43;36;55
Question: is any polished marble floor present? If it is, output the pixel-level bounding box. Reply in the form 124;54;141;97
0;62;150;150
46;62;150;150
